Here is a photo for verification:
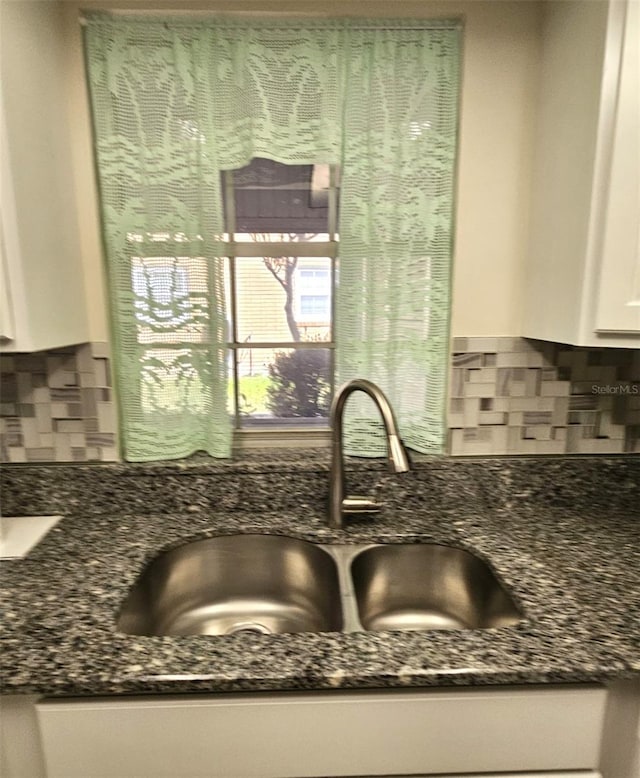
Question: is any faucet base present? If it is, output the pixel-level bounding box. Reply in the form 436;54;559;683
342;496;381;514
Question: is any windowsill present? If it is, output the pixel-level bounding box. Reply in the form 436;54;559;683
234;427;331;450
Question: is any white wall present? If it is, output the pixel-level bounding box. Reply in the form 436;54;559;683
59;0;542;341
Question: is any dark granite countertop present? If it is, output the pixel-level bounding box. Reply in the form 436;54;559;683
1;455;639;697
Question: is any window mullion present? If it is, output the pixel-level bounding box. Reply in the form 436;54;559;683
328;164;338;398
230;241;336;258
222;170;242;430
328;165;338;241
229;341;330;350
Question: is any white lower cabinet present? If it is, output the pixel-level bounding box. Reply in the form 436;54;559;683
34;685;606;778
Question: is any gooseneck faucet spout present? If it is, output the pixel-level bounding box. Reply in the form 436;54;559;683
328;379;411;529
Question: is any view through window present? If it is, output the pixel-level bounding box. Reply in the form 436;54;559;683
222;158;339;429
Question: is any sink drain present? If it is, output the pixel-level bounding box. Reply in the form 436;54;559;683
225;622;272;636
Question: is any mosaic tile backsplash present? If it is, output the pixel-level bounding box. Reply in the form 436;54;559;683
0;343;117;462
450;337;640;455
0;338;638;462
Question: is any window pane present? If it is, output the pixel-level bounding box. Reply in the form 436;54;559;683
300;295;330;317
297;266;331;323
234;347;331;426
226;158;336;237
234;257;332;343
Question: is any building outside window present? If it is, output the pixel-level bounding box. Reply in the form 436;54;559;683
223;158;338;427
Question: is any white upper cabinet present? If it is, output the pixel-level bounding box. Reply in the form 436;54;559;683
523;0;640;347
0;0;89;353
595;0;640;334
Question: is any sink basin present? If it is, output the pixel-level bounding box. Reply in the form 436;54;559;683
118;535;522;637
118;534;343;636
350;544;521;631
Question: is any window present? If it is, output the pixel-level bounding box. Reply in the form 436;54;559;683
223;159;338;429
296;268;332;324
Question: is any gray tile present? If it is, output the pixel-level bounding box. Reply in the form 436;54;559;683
468;367;497;383
552;397;570;426
522;411;553;425
524;368;540;396
54;419;85;433
479;411;508;426
463;382;495;399
541;380;571;397
0;356;15;372
97;402;116;433
449;369;465;398
94;359;111;387
81;388;98;417
32;373;48;388
496;369;511;397
17;373;34;398
2;375;19;402
569;395;599;410
25;448;55;461
464;337;498;352
50;388;82;403
463;398;480;428
451;337;468;352
76;344;95;373
99;446;119;461
35;404;53;434
3;423;23;446
451;353;483;368
86;433;116;447
91;341;111;359
14;355;46;372
54;433;73;462
84;418;99;433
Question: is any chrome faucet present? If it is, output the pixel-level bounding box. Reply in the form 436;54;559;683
328;379;411;529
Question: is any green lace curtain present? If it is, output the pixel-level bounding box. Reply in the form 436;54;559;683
84;16;460;461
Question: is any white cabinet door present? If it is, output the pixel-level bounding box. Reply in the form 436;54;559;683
37;686;606;778
523;0;639;347
0;0;89;353
595;0;640;334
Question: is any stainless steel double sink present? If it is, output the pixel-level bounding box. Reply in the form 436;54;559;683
117;534;521;637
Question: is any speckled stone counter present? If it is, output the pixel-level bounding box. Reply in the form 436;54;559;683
1;454;639;697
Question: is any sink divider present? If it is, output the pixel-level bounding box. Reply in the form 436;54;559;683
319;543;375;634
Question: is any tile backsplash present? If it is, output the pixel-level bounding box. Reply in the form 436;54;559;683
450;337;640;455
0;343;118;462
1;337;638;462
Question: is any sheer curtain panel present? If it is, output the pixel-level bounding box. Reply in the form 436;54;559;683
84;16;460;460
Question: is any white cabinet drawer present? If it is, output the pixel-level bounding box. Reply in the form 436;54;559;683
37;685;606;778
